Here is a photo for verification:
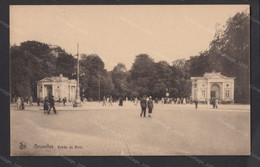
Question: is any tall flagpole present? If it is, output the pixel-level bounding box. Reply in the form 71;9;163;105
73;42;82;107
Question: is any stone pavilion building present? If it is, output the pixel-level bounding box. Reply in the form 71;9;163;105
36;74;77;101
191;72;235;103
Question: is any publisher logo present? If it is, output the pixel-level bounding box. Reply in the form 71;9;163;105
19;142;27;149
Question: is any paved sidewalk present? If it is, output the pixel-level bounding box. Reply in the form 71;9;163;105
10;102;250;156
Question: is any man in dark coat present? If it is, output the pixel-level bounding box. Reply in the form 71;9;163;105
21;97;25;110
119;97;123;106
212;98;216;109
140;95;147;117
62;97;67;106
194;98;198;109
48;96;57;114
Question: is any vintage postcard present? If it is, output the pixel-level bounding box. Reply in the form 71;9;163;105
10;5;250;156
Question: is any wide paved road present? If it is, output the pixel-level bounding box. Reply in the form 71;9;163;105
10;101;250;156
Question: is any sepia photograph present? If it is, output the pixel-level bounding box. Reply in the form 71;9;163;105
10;5;250;156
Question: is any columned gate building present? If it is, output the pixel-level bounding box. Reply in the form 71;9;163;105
37;74;77;101
191;72;235;103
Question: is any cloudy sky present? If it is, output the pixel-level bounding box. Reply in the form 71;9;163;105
10;5;249;71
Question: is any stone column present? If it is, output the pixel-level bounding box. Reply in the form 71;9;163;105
232;81;235;102
207;81;210;106
52;84;55;98
68;85;70;100
222;82;225;101
42;84;45;98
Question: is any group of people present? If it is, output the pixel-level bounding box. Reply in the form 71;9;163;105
102;96;113;106
43;96;57;114
193;98;219;109
210;98;219;109
15;93;219;117
161;97;189;104
140;95;153;118
15;96;34;110
16;97;25;110
101;96;127;107
57;97;68;106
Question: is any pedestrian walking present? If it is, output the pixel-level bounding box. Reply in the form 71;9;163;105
134;97;138;106
148;96;153;117
37;98;41;106
62;97;67;106
194;99;198;109
29;96;33;106
119;97;123;106
102;96;106;106
58;97;62;106
183;98;186;104
43;97;49;114
109;96;113;106
21;97;25;110
48;96;57;114
140;95;147;117
17;97;21;110
215;98;219;109
212;98;216;108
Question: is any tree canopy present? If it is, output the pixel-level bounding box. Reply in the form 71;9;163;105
10;11;249;103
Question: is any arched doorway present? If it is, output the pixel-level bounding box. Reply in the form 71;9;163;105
46;85;53;99
210;84;220;99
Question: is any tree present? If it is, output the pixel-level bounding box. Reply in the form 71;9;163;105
170;59;191;98
54;47;76;78
130;54;156;97
79;54;115;100
188;11;250;103
152;61;172;97
111;63;128;98
11;41;57;99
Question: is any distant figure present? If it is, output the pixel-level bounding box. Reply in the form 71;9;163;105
58;97;62;106
43;97;49;114
212;98;216;108
155;98;159;104
134;97;138;106
194;99;198;109
17;97;21;110
148;96;153;117
62;97;67;106
29;96;33;106
48;96;56;114
37;98;41;106
109;96;113;106
140;95;147;117
183;98;186;105
25;96;29;104
21;97;25;110
119;97;123;106
102;96;106;106
215;98;219;109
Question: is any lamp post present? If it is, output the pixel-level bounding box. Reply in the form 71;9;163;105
73;43;82;107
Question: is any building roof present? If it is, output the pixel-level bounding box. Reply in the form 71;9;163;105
37;74;77;84
191;72;236;80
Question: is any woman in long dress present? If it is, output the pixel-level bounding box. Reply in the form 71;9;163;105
148;96;154;117
43;97;49;114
